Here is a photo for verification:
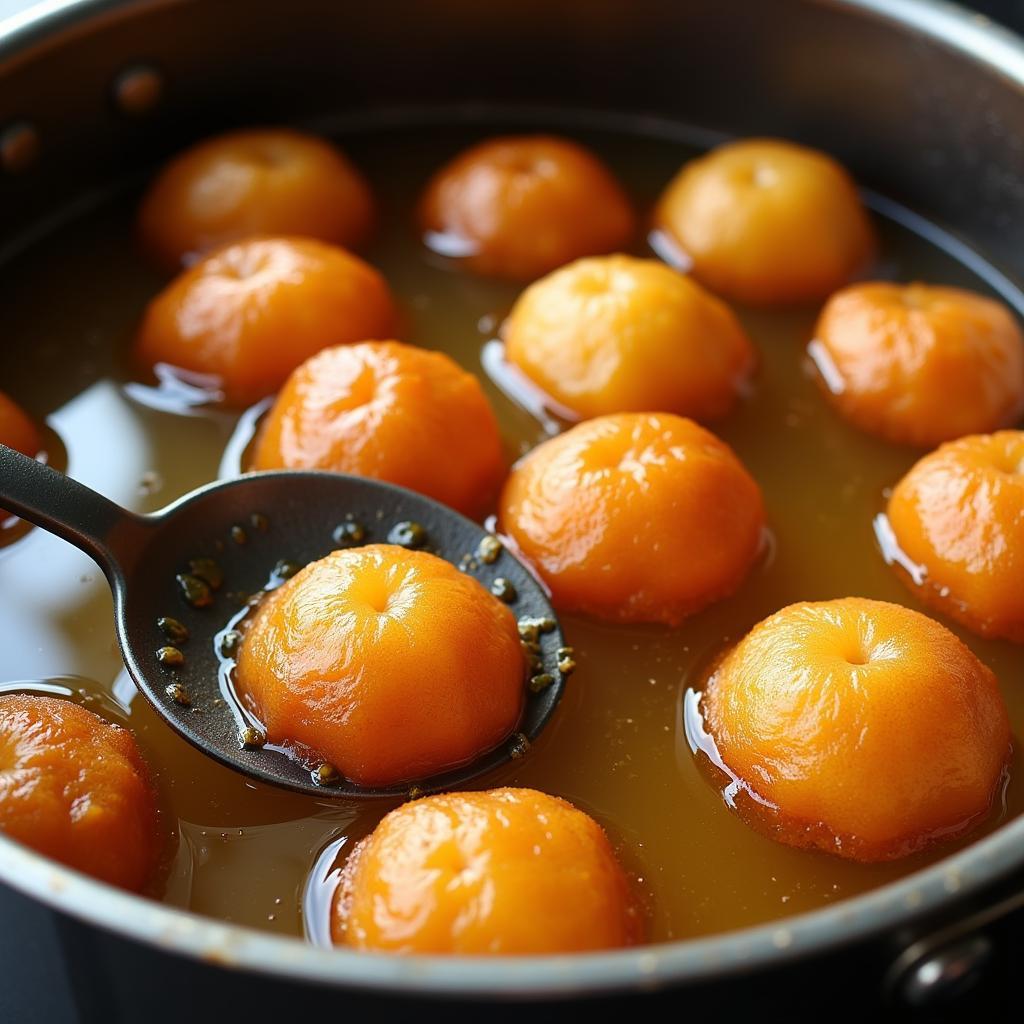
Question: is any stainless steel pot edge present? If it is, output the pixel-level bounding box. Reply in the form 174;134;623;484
2;815;1022;997
848;0;1024;83
2;0;1024;998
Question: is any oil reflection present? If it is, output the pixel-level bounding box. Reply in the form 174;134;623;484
302;832;349;948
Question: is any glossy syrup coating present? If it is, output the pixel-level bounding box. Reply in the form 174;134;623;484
653;138;875;305
812;283;1024;447
0;391;40;456
234;545;525;787
499;413;765;625
418;135;635;281
887;432;1024;642
251;341;505;517
703;598;1010;862
332;788;641;954
0;694;160;890
503;255;755;421
138;128;374;269
134;236;396;407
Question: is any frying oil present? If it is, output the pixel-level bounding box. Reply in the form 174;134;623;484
1;118;1022;944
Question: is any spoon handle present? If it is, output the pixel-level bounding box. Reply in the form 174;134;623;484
0;444;148;577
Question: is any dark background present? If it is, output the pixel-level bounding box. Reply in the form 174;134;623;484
972;0;1024;22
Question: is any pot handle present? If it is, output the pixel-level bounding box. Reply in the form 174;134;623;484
886;883;1024;1007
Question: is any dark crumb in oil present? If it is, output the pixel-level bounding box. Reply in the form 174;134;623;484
477;535;502;564
176;573;213;608
230;525;248;545
556;646;577;677
313;762;339;786
387;520;427;549
490;577;517;602
188;557;224;591
218;630;242;658
517;615;556;643
156;645;185;668
250;513;269;532
528;672;554;694
520;640;542;673
408;785;424;801
240;726;266;749
138;470;162;496
333;518;367;546
157;616;189;645
508;732;531;759
165;682;191;706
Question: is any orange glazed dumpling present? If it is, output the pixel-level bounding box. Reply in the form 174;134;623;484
333;788;641;954
138;128;374;269
0;694;159;890
653;138;875;304
235;545;524;787
0;391;40;456
252;341;505;517
134;236;396;407
418;135;635;280
886;431;1024;642
703;598;1010;862
499;413;765;625
811;283;1024;447
503;255;755;421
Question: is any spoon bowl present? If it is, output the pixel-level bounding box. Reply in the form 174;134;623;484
0;444;565;798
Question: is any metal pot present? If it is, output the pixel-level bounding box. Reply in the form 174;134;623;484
2;0;1024;1018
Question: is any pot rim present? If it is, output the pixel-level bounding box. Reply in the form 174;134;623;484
2;0;1024;998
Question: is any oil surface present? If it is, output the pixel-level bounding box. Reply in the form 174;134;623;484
1;117;1023;944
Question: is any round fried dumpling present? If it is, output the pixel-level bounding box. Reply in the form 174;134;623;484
135;236;395;407
252;341;505;518
235;545;525;787
504;255;754;421
419;135;635;280
499;413;765;625
887;432;1024;641
0;694;160;890
653;138;874;304
703;598;1010;861
811;282;1024;447
139;128;374;268
333;788;641;954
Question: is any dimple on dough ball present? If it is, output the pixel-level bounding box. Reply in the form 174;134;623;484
0;694;160;890
887;431;1024;642
499;413;765;625
812;283;1024;447
0;391;40;457
251;341;505;518
703;598;1010;862
234;545;525;787
503;255;755;421
418;135;635;281
653;138;875;305
332;788;641;954
134;236;396;407
138;128;374;269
